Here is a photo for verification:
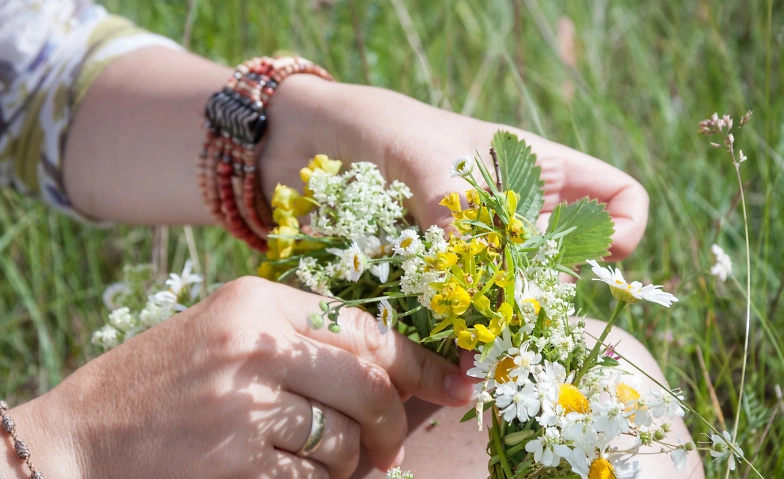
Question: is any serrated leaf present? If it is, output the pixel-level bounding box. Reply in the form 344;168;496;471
546;198;615;267
492;131;544;223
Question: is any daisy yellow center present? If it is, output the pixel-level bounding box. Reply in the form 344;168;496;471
353;254;361;271
400;237;413;250
380;309;390;326
616;383;640;404
494;356;516;384
558;384;590;414
523;298;541;314
456;160;467;170
588;457;614;479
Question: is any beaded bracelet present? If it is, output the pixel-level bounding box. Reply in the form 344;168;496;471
0;401;44;479
198;56;334;251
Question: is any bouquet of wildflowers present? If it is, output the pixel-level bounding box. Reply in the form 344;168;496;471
257;131;699;478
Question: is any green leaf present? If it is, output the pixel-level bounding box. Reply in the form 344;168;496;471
503;429;534;446
420;329;455;343
460;401;494;422
491;130;544;223
546;198;615;267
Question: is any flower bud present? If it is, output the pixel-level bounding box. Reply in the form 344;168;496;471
308;313;324;330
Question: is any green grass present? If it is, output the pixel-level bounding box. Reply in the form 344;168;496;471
1;0;782;476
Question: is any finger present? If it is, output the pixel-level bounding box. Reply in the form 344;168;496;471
459;349;480;382
270;391;360;479
269;449;329;479
533;143;649;261
269;283;474;408
278;335;406;470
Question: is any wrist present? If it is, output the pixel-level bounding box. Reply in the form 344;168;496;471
0;394;85;478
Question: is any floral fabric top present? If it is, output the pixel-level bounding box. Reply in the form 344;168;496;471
0;0;180;222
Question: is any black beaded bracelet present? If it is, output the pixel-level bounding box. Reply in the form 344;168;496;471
0;401;44;479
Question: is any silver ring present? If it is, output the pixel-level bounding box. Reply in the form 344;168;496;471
295;399;326;457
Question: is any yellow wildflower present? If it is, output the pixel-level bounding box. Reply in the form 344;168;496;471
431;283;471;318
466;189;480;207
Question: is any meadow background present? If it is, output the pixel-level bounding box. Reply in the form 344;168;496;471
1;0;781;476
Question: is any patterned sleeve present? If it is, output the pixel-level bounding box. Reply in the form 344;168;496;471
0;0;181;223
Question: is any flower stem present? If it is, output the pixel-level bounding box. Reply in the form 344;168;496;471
574;299;627;385
490;408;513;478
726;158;752;479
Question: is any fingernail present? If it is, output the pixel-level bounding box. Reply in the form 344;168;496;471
445;372;473;404
392;446;405;467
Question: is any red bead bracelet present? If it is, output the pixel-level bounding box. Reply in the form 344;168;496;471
198;56;333;251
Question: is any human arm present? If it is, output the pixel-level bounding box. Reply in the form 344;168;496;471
63;46;647;258
0;278;474;479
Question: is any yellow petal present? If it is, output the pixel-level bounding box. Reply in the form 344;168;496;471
505;191;519;215
439;192;462;213
457;330;479;350
474;324;496;343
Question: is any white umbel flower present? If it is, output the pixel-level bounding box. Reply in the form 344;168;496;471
586;260;678;307
376;299;397;334
449;156;474;177
710;244;732;282
91;325;120;350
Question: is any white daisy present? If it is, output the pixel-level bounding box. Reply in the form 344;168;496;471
102;282;131;310
328;242;368;282
393;229;424;257
709;430;743;471
376;299;397;334
586;260;678;307
466;328;515;389
370;262;390;283
710;244;732;282
514;275;543;327
495;380;541;423
166;260;203;299
562;446;641;479
449;156;474;177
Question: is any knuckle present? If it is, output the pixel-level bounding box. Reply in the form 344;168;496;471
215;275;266;303
343;308;387;360
361;364;396;420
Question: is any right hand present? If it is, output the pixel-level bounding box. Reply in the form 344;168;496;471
11;278;474;479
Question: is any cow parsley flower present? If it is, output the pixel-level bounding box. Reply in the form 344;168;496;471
376;299;397;334
710;244;732;282
108;307;137;333
449;156;474;177
91;325;120;349
385;468;414;479
586;260;678;307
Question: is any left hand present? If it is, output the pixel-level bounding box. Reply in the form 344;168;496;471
261;75;648;262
